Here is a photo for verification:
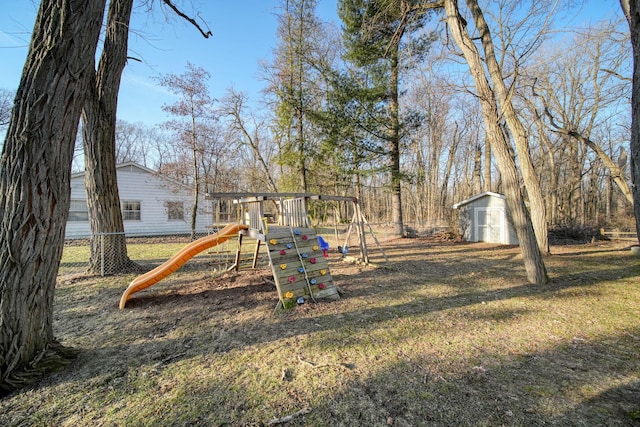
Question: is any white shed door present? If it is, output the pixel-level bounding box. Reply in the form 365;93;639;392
474;207;504;243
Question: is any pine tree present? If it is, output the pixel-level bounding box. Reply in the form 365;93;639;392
338;0;440;236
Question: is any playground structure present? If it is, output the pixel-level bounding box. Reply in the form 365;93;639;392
119;193;378;309
118;223;248;309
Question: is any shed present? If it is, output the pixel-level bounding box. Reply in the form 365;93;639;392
452;192;519;245
65;162;212;238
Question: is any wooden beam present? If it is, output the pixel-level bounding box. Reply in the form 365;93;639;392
205;192;358;203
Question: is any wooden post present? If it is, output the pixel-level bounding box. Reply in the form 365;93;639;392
354;200;369;264
252;239;261;269
234;232;244;271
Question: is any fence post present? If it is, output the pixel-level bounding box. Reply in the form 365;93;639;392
100;233;105;277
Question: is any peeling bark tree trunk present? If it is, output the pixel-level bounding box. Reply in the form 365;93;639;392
0;0;106;395
82;0;137;274
445;0;548;284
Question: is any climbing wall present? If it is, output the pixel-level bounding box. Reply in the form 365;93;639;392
265;226;340;308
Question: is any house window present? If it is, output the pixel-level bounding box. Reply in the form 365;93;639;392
122;201;141;221
69;199;88;221
167;201;184;221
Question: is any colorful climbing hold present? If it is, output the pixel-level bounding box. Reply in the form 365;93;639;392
280;263;287;270
301;253;308;258
286;243;293;249
294;229;301;235
297;296;305;304
288;276;296;283
320;269;327;276
302;235;308;240
310;278;317;285
312;245;319;251
310;258;317;264
284;291;294;299
280;249;287;255
298;267;305;273
318;283;325;289
269;239;278;245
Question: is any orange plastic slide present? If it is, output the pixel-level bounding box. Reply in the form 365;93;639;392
119;223;248;309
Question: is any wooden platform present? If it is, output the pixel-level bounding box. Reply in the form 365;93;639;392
265;226;340;306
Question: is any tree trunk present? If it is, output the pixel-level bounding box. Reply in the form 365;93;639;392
441;123;460;219
191;136;199;241
389;43;404;237
445;0;548;284
472;144;482;194
619;0;640;245
83;0;137;274
483;138;491;192
0;0;106;395
466;0;549;255
539;131;558;226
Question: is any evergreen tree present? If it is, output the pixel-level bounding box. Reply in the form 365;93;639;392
338;0;440;236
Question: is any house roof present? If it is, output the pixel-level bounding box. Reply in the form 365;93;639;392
71;161;155;179
452;191;506;209
70;161;198;193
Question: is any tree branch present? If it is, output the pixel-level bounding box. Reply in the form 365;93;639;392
531;83;634;205
161;0;212;38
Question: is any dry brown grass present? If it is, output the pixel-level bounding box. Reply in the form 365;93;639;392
1;238;639;426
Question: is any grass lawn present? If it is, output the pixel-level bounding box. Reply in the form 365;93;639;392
1;237;639;426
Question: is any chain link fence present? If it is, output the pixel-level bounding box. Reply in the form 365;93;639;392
58;222;452;281
58;230;235;281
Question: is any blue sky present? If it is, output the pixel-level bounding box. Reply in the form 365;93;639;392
0;0;624;129
0;1;340;127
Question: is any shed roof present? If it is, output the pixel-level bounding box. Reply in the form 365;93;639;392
452;191;506;209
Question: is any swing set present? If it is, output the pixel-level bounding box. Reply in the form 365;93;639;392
119;192;386;309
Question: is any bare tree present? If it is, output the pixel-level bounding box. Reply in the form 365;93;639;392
158;62;215;240
403;76;456;224
523;23;633;226
0;0;106;394
0;88;14;130
444;0;548;284
461;0;551;254
266;0;327;193
219;88;279;192
115;120;149;165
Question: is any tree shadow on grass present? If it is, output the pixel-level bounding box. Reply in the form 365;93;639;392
298;330;640;427
8;242;637;420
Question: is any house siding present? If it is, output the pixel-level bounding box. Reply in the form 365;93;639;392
65;163;212;238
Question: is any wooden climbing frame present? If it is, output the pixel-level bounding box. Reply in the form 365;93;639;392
204;192;385;307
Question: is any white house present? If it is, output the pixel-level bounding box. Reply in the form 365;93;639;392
452;192;519;245
66;162;212;238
